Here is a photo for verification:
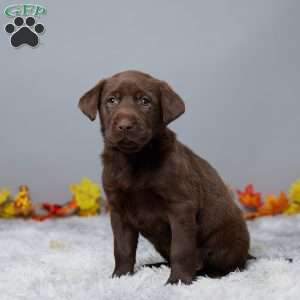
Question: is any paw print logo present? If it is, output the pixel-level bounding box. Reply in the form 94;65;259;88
5;16;45;48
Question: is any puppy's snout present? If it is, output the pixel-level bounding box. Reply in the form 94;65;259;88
113;113;138;133
117;118;135;132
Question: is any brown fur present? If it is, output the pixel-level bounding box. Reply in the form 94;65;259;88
79;70;250;284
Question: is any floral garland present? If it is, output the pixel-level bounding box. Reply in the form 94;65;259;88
1;177;299;221
236;179;300;220
0;178;102;221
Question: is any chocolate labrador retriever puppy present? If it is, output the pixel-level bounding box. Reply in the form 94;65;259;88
79;70;250;284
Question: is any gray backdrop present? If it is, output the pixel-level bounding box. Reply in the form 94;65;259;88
0;0;299;202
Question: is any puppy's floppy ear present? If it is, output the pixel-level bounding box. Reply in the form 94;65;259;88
159;81;185;125
78;79;106;121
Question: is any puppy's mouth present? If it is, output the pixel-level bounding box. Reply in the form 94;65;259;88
105;128;152;153
117;139;141;153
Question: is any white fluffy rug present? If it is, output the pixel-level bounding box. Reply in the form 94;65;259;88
0;214;299;300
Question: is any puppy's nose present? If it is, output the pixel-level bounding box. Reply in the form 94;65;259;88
117;119;135;132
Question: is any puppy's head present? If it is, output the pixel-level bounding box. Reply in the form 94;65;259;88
79;70;185;153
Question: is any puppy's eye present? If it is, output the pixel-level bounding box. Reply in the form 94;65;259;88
138;96;151;106
106;96;120;105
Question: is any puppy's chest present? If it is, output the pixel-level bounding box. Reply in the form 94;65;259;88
123;189;169;234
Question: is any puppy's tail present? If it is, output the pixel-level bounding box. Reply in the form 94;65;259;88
247;254;256;260
144;254;293;272
142;262;169;269
247;253;293;263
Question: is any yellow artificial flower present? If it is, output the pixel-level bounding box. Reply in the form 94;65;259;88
0;188;16;218
285;203;300;215
0;202;16;218
288;178;300;203
13;185;33;217
284;178;300;215
0;188;11;205
69;177;101;215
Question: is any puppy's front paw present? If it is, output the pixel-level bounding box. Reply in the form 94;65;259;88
166;274;194;285
112;266;134;278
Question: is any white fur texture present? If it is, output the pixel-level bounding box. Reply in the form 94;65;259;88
0;215;299;300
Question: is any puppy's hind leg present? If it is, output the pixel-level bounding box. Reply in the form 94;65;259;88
200;223;250;276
